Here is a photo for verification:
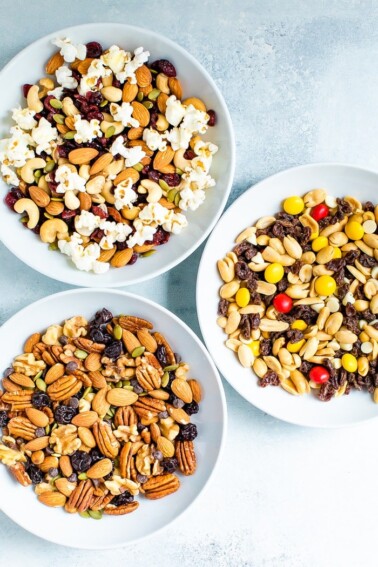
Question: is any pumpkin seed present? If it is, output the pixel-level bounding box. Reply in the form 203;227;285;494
113;324;123;340
53;113;65;125
105;125;115;138
83;386;93;399
88;510;103;520
167;189;178;202
175;167;184;175
161;372;169;388
20;216;28;224
150;68;158;74
99;99;108;108
159;179;170;191
51;197;64;201
50;98;63;109
45;425;50;434
79;511;90;519
148;88;161;101
164;364;179;372
74;349;88;360
142;100;153;110
174;192;181;207
44;212;54;220
34;169;42;180
50;424;58;433
123;385;134;391
48;242;58;251
122;380;131;387
78;473;88;480
141;250;156;257
63;131;76;140
36;378;47;392
137;92;144;102
116;381;123;388
133;162;143;172
34;370;43;381
132;346;146;358
44;160;56;173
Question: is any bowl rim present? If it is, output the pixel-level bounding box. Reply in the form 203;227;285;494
0;22;235;288
196;161;378;428
0;287;228;548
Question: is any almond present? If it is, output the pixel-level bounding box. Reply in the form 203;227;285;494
111;248;134;268
84;352;102;372
9;372;35;389
59;455;73;477
135;65;152;87
183;96;207;112
122;329;141;354
45;363;65;384
39;455;59;472
88;371;107;390
86;458;113;479
89;152;113;175
168;406;191;425
23;436;50;452
157;92;168;113
24;332;41;353
65;115;76;130
168;77;183;99
153;146;175;172
77;57;94;75
79;192;92;211
45;200;64;216
131;101;150;127
45;52;64;74
106;388;139;407
171;378;192;403
188;379;202;403
157;436;175;458
114;167;140;186
55;478;77;497
25;408;49;428
92;387;111;418
29;185;51;208
122;81;138;102
137;328;158;353
38;491;67;507
78;426;96;448
68;147;99;165
127;126;144;140
2;377;20;392
71;410;99;428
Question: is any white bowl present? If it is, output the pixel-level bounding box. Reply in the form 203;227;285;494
197;163;378;428
0;289;226;548
0;23;235;287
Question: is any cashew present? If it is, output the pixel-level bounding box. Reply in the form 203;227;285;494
27;85;43;112
100;181;115;204
101;86;123;102
40;219;69;243
156;114;169;132
156;74;170;94
38;77;55;98
79;165;91;180
86;175;105;195
64;190;80;210
20;158;47;184
140;179;163;203
102;158;124;177
100;120;124;135
38;175;50;192
173;149;191;171
91;194;105;204
62;97;80;117
14;198;40;229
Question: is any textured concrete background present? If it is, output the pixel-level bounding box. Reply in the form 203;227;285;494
1;1;378;565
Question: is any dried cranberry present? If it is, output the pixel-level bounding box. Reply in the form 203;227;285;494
152;227;170;246
91;205;108;219
4;192;18;210
61;209;77;221
150;59;176;77
161;173;181;187
207;109;216;126
54;405;78;424
91;228;105;243
177;423;197;441
183;149;195;160
71;450;92;472
128;253;138;265
147;169;160;182
43;95;58;113
161;457;178;473
156;345;167;367
86;41;103;58
0;411;9;427
22;83;33;98
184;401;199;415
86;91;102;105
31;392;51;409
104;340;122;360
86;110;104;121
27;464;44;485
112;491;134;506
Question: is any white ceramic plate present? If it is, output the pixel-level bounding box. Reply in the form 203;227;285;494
197;163;378;428
0;289;226;548
0;23;235;287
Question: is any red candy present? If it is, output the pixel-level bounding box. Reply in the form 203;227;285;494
311;203;329;221
309;366;330;384
273;293;293;313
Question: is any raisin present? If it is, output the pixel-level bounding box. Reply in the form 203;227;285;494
259;370;280;387
54;405;78;425
235;261;250;280
177;423;197;441
71;450;92;472
104;340;122;360
155;345;167;367
0;411;9;427
184;401;199;415
31;392;51;409
318;382;336;402
92;308;113;326
112;491;134;506
27;464;44;485
260;339;271;356
161;457;179;473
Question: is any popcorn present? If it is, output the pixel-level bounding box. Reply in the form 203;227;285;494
52;37;86;63
143;128;167;152
56;65;78;89
110;102;139;128
73;115;102;144
31;118;59;155
115;46;150;84
114;179;138;210
110;136;145;166
55;165;87;194
11;107;37;131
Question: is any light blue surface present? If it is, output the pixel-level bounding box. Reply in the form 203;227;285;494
1;1;378;565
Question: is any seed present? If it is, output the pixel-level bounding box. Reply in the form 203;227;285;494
141;250;156;257
48;242;58;251
161;372;169;388
164;364;179;371
88;510;103;520
79;511;90;518
159;179;170;191
133;162;143;172
44;160;56;173
143;100;154;109
44;212;54;220
34;170;42;180
148;88;161;101
113;324;123;340
78;473;88;480
137;92;144;101
34;370;43;381
36;378;47;392
53;113;65;124
167;189;178;202
132;346;146;358
105;125;115;138
74;349;88;360
99;99;108;108
83;386;93;399
174;192;181;206
50;98;63;109
176;167;184;175
63;131;76;140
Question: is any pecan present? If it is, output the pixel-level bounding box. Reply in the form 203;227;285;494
93;421;120;458
32;342;48;360
114;406;137;427
24;333;42;354
136;358;163;391
42;350;58;366
90;493;114;511
9;462;32;486
119;441;133;478
143;473;180;499
133;396;166;419
47;375;82;401
74;337;105;353
153;332;176;365
103;501;139;515
72;369;92;387
118;316;153;332
175;440;196;475
65;479;94;513
88;370;107;389
8;416;37;440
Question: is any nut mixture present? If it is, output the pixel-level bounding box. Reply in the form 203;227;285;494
0;309;201;518
217;190;378;402
1;37;218;273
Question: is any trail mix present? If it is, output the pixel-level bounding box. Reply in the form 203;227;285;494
0;37;218;273
0;309;201;518
217;189;378;402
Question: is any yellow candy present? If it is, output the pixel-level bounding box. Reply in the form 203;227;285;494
315;275;336;296
264;263;284;284
291;319;307;331
283;196;305;215
341;353;357;372
287;339;305;353
236;288;250;308
345;221;364;241
312;236;328;252
310;230;319;241
332;247;342;259
359;331;369;342
248;340;260;356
